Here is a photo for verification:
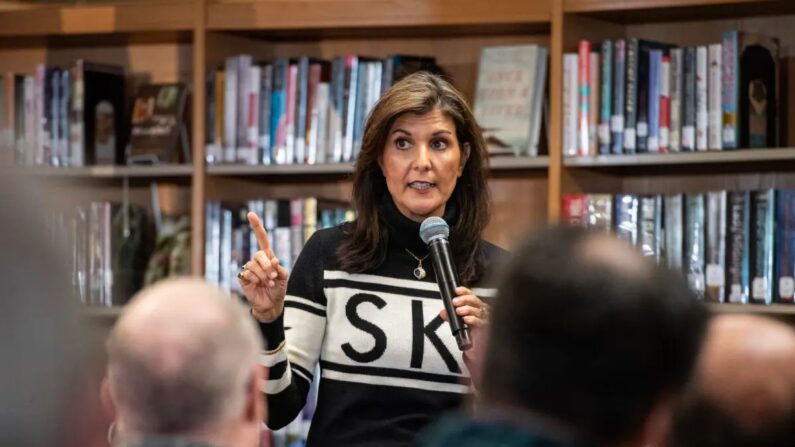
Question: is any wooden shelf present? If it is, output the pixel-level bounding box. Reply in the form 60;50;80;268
565;0;795;22
206;157;548;177
708;303;795;316
80;305;123;320
207;0;550;35
207;163;355;176
564;149;795;168
0;1;195;37
24;164;194;178
490;156;549;170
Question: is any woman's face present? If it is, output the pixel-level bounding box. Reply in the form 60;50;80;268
379;108;468;223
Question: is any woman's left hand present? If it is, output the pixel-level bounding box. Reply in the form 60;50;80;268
439;286;489;328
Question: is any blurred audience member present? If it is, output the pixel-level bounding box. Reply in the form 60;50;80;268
423;228;709;447
668;314;795;447
103;278;265;447
0;173;107;447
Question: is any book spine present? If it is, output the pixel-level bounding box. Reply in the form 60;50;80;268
35;64;45;165
246;65;261;165
589;51;600;156
611;39;626;154
224;57;238;163
285;63;298;164
563;53;578;156
685;194;706;299
775;190;795;303
726;190;750;303
24;76;35;166
646;50;662;153
236;55;252;162
615;194;639;245
705;191;727;303
586;194;612;232
316;82;330;164
577;40;591;156
639;195;662;262
599;40;612;155
69;62;83;166
352;60;369;159
659;55;671;153
669;49;683;152
528;47;548;157
330;57;344;163
624;38;639;154
59;70;70;166
562;194;587;226
306;63;321;165
708;43;723;150
295;57;309;164
696;46;708;151
260;65;273;165
682;47;697;151
664;194;684;271
271;58;288;164
636;43;651;153
750;189;775;304
343;55;359;162
722;31;739;149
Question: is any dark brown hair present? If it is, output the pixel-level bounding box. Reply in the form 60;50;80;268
337;71;490;285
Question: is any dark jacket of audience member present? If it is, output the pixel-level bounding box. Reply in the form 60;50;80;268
423;227;709;447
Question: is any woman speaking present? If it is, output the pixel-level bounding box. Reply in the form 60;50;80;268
238;72;505;446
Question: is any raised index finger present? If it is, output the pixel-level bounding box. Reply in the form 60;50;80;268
247;211;274;257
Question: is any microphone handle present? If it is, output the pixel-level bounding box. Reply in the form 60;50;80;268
428;238;472;351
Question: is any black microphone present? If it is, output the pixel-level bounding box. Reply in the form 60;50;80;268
419;216;472;351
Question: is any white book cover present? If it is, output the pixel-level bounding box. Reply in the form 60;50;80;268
670;48;683;152
285;64;298;164
224;56;238;162
563;53;578;157
696;46;708;151
708;43;723;151
473;44;539;156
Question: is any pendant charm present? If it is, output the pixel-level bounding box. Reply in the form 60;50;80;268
413;266;426;280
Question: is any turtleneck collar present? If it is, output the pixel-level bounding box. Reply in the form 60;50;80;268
379;191;460;255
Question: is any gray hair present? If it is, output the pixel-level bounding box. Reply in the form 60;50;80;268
106;278;262;434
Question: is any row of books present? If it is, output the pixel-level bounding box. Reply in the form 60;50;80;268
0;62;191;167
204;197;354;295
563;31;781;157
46;203;190;307
205;54;439;166
563;190;795;305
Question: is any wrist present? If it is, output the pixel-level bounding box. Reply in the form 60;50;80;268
250;307;279;323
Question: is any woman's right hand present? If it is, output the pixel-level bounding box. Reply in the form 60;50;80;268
238;212;289;323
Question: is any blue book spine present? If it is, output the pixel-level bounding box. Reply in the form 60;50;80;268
647;50;662;153
726;191;750;303
750;189;775;304
775;190;795;303
611;39;626;154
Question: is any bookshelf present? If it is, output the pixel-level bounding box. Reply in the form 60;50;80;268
4;0;795;316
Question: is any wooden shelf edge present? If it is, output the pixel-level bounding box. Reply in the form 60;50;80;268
708;303;795;315
23;164;194;178
564;0;777;13
490;156;549;170
0;1;195;37
207;0;550;32
564;148;795;168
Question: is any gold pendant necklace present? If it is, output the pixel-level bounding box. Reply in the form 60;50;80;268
405;248;430;280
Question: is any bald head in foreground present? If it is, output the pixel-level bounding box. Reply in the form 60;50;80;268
669;314;795;447
103;278;265;447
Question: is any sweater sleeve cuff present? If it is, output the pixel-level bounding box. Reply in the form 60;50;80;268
256;313;286;351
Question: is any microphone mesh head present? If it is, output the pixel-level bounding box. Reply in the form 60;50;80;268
419;217;449;244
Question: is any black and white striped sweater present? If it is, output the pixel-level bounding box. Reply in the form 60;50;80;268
258;198;505;447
